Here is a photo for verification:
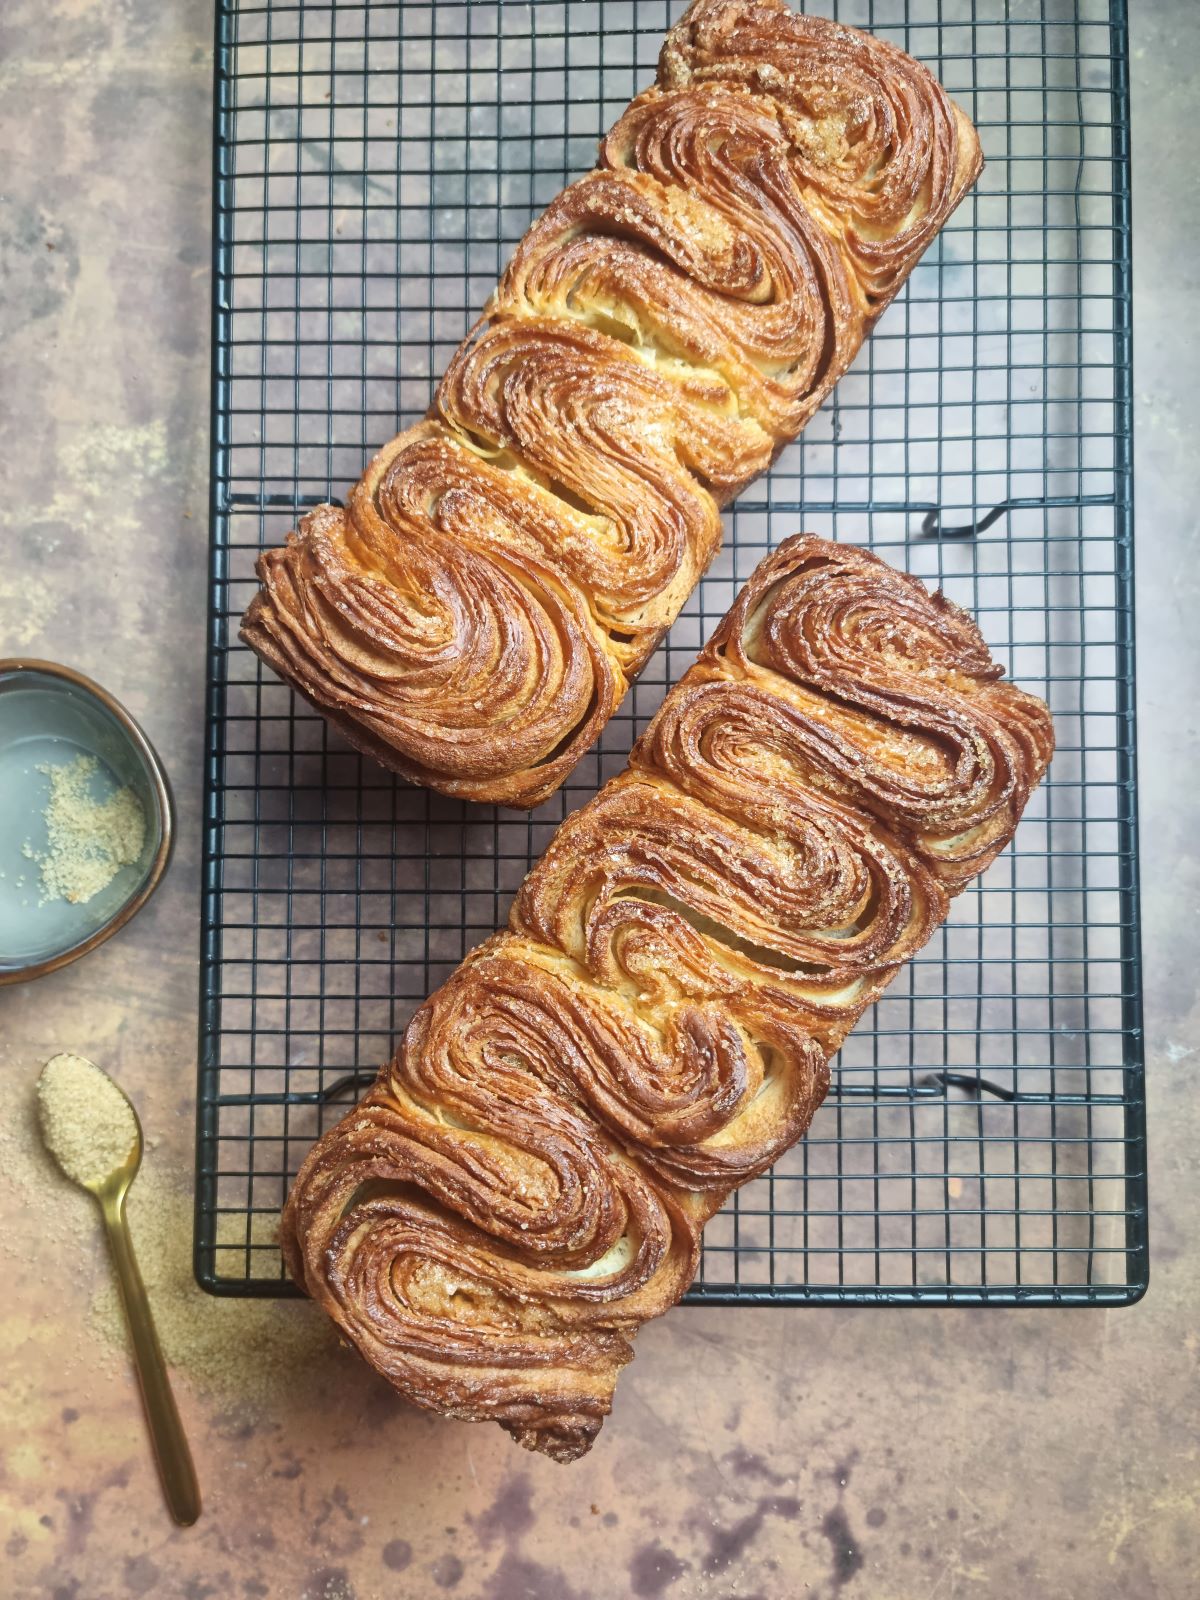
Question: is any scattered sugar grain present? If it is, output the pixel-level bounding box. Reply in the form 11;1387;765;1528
37;1053;137;1188
4;1074;343;1412
89;1179;345;1409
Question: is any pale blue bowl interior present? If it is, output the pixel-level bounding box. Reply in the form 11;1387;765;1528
0;671;164;973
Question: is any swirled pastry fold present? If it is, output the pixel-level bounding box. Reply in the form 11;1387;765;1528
242;0;983;807
282;535;1053;1460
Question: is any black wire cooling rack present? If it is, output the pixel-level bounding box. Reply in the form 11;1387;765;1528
196;0;1146;1303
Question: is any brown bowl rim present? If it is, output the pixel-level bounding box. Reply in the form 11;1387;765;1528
0;659;174;985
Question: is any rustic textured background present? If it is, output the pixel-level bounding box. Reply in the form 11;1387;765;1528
1;1;1196;1597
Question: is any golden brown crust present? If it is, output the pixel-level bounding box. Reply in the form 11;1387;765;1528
281;535;1053;1460
241;0;984;807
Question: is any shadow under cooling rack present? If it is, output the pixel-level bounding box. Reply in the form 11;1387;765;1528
197;0;1146;1305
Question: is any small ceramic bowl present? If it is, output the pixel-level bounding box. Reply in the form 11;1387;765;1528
0;661;173;984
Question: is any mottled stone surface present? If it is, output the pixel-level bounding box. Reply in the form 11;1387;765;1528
1;2;1197;1597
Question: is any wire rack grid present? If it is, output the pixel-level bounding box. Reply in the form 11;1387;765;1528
197;0;1145;1304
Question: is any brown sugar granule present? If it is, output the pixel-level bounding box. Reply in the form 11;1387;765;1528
3;1072;344;1410
24;753;145;905
88;1178;345;1406
37;1052;137;1188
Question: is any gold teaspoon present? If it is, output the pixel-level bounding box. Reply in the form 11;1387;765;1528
37;1053;201;1527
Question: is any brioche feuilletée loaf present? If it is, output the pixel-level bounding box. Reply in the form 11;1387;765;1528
281;536;1054;1461
241;0;984;807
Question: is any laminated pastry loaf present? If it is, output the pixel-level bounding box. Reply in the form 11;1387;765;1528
242;0;984;806
282;536;1054;1460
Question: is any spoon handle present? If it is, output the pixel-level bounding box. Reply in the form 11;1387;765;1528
101;1193;202;1526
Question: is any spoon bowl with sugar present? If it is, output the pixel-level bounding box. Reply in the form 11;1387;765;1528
37;1052;201;1527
